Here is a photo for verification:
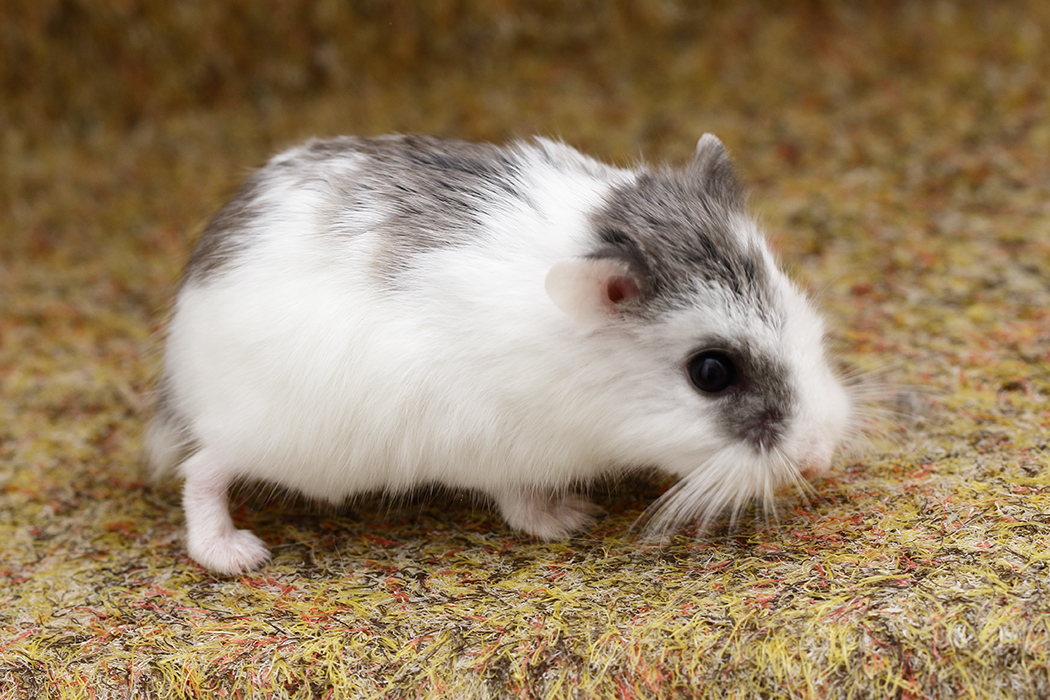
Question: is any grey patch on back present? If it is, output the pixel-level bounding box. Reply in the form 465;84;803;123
585;140;772;317
182;172;269;287
275;134;535;280
181;134;539;287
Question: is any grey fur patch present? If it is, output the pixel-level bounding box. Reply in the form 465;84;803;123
586;148;771;317
275;134;533;280
593;144;793;452
152;374;177;422
181;134;536;286
148;375;199;472
720;349;795;452
182;172;268;287
691;134;745;211
688;339;796;453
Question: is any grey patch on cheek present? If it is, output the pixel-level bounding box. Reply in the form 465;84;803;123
182;172;268;287
724;354;795;454
694;344;796;454
725;394;791;453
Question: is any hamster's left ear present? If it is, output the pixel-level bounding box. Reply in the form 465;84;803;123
545;258;642;331
691;133;744;208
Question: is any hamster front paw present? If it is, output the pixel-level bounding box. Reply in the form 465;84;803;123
495;489;602;540
187;527;271;575
181;452;271;575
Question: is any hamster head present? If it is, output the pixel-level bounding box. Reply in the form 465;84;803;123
546;134;852;534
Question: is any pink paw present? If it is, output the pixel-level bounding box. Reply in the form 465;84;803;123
187;528;271;575
497;490;602;540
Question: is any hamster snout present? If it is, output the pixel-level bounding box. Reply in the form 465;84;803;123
147;133;855;574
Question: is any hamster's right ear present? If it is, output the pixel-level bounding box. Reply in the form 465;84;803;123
691;133;743;209
545;258;642;331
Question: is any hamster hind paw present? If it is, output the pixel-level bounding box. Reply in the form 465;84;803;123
496;489;602;540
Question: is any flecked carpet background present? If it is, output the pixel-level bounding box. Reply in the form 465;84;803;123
3;2;1050;698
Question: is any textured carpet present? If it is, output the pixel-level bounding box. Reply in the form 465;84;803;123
2;2;1050;698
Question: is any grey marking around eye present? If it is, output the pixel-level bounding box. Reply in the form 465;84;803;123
701;345;796;453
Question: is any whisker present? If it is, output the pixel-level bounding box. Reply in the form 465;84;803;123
836;359;908;383
762;472;781;530
770;445;812;504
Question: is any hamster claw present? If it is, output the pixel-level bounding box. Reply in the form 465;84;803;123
495;489;602;540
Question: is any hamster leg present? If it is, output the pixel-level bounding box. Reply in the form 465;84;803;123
181;451;270;574
494;488;602;540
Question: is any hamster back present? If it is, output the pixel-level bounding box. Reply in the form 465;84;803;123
148;134;852;574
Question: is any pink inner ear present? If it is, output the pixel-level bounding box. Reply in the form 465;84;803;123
605;275;639;306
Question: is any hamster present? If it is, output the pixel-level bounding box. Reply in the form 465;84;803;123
146;133;853;574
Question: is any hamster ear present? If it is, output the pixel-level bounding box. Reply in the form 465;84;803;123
545;258;642;330
692;133;743;208
694;133;728;162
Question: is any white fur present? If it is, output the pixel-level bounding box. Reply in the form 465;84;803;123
148;138;852;573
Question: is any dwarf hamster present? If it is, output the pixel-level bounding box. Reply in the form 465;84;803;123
146;133;853;574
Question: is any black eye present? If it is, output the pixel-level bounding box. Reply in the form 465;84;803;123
687;351;737;393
